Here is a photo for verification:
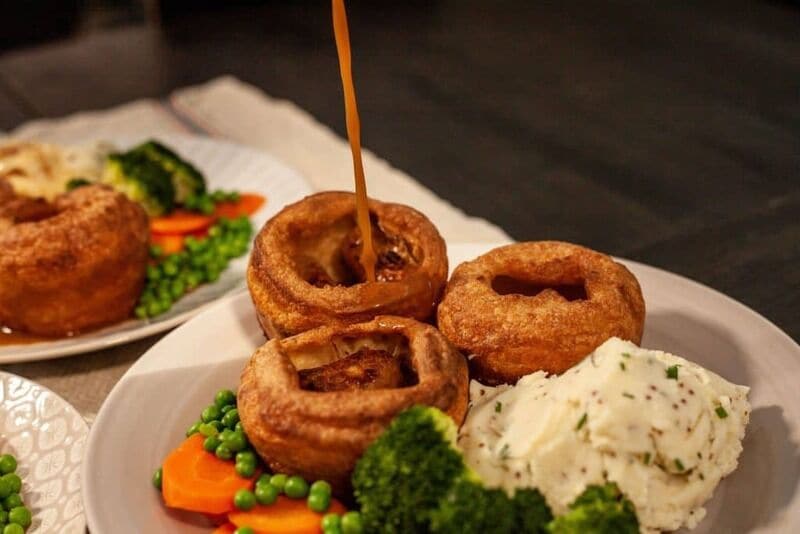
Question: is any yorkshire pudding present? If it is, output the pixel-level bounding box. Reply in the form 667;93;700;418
237;315;468;492
0;184;149;336
437;241;645;385
247;192;448;339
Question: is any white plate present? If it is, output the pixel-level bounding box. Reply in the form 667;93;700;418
0;371;88;533
83;243;800;533
0;134;312;364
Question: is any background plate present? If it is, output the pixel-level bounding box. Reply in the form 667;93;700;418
0;134;313;364
83;243;800;533
0;371;88;533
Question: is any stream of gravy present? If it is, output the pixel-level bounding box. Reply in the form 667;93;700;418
332;0;377;282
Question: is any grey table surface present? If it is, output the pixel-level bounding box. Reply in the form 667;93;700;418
0;0;798;416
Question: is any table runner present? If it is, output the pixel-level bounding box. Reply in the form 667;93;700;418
1;76;511;420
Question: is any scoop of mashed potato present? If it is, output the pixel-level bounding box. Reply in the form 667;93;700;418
459;337;750;533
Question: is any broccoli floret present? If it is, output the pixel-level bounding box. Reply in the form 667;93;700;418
102;152;175;216
430;478;517;534
514;488;554;533
353;406;554;534
352;406;466;533
547;483;639;534
131;140;206;202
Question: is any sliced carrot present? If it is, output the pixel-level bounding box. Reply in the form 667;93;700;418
212;524;236;534
214;193;266;219
228;496;346;534
151;210;214;235
151;233;185;254
162;434;258;515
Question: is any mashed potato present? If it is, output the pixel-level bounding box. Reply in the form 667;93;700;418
0;140;110;200
459;337;750;533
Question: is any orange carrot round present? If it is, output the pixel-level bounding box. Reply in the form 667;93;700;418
227;496;346;534
214;194;266;219
161;434;258;515
151;210;214;235
151;233;185;254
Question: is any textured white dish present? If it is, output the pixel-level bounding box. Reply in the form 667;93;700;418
83;243;800;533
0;134;313;364
0;372;88;533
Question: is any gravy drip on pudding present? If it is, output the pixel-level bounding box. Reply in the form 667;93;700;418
332;0;377;282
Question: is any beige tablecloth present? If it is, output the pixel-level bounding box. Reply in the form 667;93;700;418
2;76;510;420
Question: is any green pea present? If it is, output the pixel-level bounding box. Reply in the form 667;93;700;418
0;481;10;500
201;405;221;423
203;435;221;453
284;476;309;499
222;409;240;429
269;474;288;491
3;523;23;534
307;491;331;513
169;279;186;299
185;420;202;437
208;226;222;238
197;423;217;438
233;489;256;511
235;450;256;465
146;265;161;281
163;261;179;277
228;191;241;203
146;300;163;317
185;272;201;289
220;404;236;415
0;477;18;497
215;389;236;408
234;421;244;433
7;507;29;529
234;527;254;534
151;468;162;490
235;461;256;478
215;443;233;461
254;482;279;505
310;480;332;497
205;266;221;282
199;198;215;215
341;511;363;534
149;244;163;258
0;457;15;476
0;509;6;525
222;431;247;452
3;494;21;511
134;305;148;319
321;513;342;531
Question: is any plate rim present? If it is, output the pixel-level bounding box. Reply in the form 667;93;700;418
82;242;800;532
0;133;313;364
0;370;89;533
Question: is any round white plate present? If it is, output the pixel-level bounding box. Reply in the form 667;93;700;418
0;134;313;364
83;243;800;533
0;371;88;533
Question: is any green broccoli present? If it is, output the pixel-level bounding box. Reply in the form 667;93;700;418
547;483;639;534
429;478;518;534
65;177;91;191
131;140;206;202
514;488;554;533
352;406;554;534
102;152;175;216
352;406;466;533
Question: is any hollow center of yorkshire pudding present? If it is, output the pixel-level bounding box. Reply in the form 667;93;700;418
292;213;419;288
491;275;588;301
289;333;418;392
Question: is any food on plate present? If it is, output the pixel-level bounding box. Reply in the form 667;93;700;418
0;453;33;533
0;140;109;200
0;137;266;340
247;191;448;339
154;388;352;533
351;405;638;533
0;184;149;336
237;316;468;492
459;337;750;533
437;241;645;385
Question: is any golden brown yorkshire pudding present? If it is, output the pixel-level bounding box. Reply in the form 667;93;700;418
437;241;645;385
247;191;448;339
237;315;468;493
0;184;149;336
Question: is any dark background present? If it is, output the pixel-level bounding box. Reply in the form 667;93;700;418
0;0;798;340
